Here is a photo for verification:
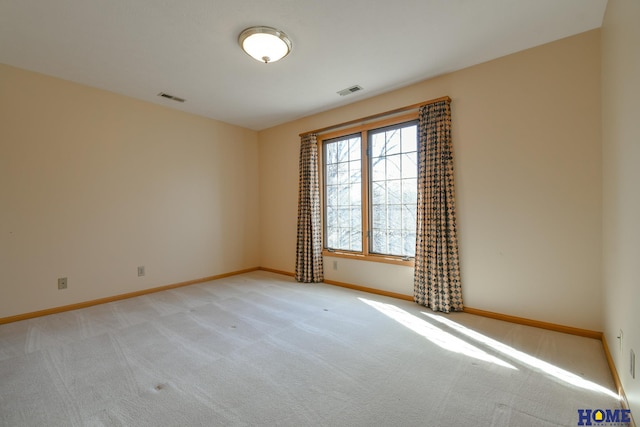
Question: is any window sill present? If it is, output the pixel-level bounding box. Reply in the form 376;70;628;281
322;250;415;267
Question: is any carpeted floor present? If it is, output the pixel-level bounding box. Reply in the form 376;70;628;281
0;271;622;426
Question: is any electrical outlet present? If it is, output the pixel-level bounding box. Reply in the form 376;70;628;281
57;277;67;290
333;260;338;270
631;349;636;379
137;266;145;277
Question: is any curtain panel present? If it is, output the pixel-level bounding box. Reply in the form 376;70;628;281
413;101;463;312
295;134;324;283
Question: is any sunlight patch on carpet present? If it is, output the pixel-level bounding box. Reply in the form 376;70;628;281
423;312;620;399
359;298;516;370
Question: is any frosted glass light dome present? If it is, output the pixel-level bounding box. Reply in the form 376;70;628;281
239;26;292;63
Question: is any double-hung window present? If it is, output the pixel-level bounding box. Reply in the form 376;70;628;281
321;116;418;264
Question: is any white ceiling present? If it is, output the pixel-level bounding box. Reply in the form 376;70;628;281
0;0;607;130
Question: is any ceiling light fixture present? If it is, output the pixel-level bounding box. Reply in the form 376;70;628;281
238;26;292;64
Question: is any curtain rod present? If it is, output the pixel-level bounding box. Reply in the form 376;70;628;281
300;95;450;137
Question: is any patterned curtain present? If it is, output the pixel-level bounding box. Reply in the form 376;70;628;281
413;100;463;312
295;134;324;283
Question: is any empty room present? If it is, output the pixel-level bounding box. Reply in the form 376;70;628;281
1;0;638;426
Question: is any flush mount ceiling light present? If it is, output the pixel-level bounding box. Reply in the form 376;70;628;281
238;26;292;64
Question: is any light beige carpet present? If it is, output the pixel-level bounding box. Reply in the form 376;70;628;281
0;271;622;426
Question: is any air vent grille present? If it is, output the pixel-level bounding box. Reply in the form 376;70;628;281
157;92;186;103
337;85;363;96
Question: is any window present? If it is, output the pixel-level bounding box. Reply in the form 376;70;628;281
321;116;418;263
369;122;418;257
324;134;362;252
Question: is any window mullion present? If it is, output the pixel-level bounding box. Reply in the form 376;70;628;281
362;130;370;257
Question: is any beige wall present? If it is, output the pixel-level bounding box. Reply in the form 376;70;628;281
0;64;260;318
259;30;603;330
0;30;606;333
602;0;640;415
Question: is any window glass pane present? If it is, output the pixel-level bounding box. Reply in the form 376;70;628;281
402;204;416;231
401;126;417;152
338;184;350;206
372;205;387;230
401;178;417;204
371;157;386;182
326;164;338;185
327;227;338;248
372;182;386;205
388;204;402;230
372;230;387;254
350;182;361;205
350;207;361;229
326;185;338;207
349;138;361;161
387;179;401;205
338;162;349;184
388;230;402;256
371;133;385;157
401;153;417;179
339;228;350;249
403;231;416;257
350;230;362;251
387;155;401;180
338;207;350;227
349;160;361;183
326;143;338;164
326;207;337;226
337;140;349;162
386;130;401;155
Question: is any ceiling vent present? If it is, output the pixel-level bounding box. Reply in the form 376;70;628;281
157;92;186;103
337;85;363;96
